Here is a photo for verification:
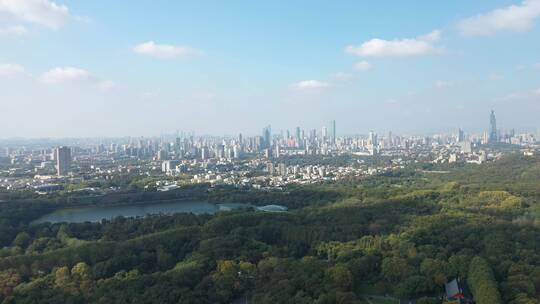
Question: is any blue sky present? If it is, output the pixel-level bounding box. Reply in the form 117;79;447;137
1;0;539;138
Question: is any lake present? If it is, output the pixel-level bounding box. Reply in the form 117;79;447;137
32;200;287;224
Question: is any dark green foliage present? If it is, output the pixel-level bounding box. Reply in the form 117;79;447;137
468;257;503;304
1;155;540;303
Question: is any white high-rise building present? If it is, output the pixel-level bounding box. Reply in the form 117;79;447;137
233;145;240;159
321;126;328;140
162;160;180;173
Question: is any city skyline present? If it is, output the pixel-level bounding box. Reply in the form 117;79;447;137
0;109;535;141
1;3;540;303
1;1;540;137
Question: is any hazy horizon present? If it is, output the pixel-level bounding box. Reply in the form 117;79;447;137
1;0;540;138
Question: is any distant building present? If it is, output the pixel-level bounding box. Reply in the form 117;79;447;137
368;131;378;155
459;141;472;154
162;160;180;173
262;125;272;149
233;145;240;159
278;163;287;177
55;146;71;176
318;166;326;177
330;120;336;144
387;131;393;147
489;110;498;143
445;278;473;303
457;128;465;142
368;131;378;147
295;127;301;142
34;184;64;194
445;279;464;301
266;162;275;175
157;149;168;160
479;150;487;163
201;147;208;160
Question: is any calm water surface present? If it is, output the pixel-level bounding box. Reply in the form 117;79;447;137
33;200;253;224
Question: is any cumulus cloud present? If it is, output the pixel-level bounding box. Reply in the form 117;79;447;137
418;30;442;42
133;41;201;59
354;61;372;71
345;30;442;57
39;66;117;92
293;80;329;90
0;0;70;29
458;0;540;36
40;67;94;84
0;63;25;76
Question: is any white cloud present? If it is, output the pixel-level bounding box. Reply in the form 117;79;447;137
458;0;540;36
40;66;117;93
133;41;201;59
354;60;372;71
293;80;329;90
40;67;94;84
0;0;70;29
418;30;442;42
434;80;452;89
534;63;540;70
0;63;25;76
0;25;27;35
535;88;540;95
345;30;442;57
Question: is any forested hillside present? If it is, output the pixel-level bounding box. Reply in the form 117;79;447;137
0;155;539;303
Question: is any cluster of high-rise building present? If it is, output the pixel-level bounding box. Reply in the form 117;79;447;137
1;111;539;192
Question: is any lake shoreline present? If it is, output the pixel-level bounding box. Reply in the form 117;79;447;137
32;200;287;224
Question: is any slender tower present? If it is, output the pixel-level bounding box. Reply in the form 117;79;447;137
330;120;336;144
489;110;497;143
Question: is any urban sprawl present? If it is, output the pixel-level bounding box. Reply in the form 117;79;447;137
1;111;539;194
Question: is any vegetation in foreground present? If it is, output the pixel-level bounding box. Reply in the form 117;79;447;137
0;155;539;303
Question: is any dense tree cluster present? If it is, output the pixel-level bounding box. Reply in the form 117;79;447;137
0;155;539;303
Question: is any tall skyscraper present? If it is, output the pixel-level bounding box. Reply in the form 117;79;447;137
321;126;328;140
368;131;378;147
55;146;71;176
330;120;336;144
457;128;465;142
262;125;272;149
489;110;498;143
201;147;208;160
